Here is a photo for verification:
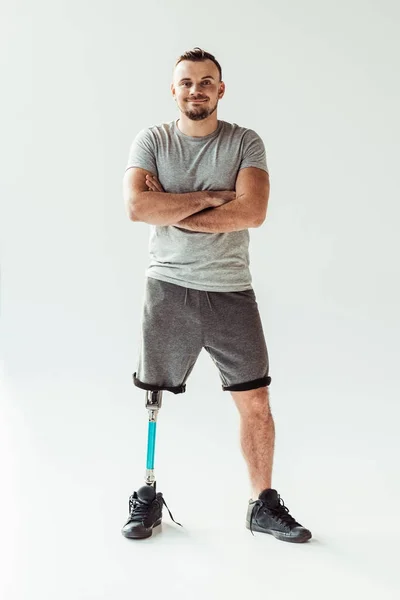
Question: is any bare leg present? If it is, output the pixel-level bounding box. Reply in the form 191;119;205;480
231;386;275;499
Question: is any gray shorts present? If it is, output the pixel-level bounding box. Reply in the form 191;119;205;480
133;277;271;394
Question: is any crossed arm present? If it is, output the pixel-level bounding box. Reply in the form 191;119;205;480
145;167;270;233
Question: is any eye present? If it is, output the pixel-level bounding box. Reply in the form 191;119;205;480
182;80;212;86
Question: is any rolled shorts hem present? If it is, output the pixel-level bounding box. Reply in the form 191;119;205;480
133;372;186;395
222;375;272;392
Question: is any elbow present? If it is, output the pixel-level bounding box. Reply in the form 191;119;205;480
252;215;266;228
128;208;138;222
129;209;140;222
252;196;269;227
127;198;142;222
253;207;268;227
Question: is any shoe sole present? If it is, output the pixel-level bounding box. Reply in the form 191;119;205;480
122;519;162;540
246;522;312;543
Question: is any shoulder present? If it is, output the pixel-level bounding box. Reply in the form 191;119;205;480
134;121;175;146
219;120;264;143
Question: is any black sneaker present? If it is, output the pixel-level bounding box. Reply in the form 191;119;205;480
121;485;182;539
246;488;312;543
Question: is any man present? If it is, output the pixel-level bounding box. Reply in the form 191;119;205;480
121;48;312;543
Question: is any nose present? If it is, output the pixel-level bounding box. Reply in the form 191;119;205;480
189;84;204;95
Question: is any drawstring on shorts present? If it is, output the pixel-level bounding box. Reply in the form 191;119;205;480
183;287;213;311
205;291;212;310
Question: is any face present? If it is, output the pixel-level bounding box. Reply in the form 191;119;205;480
171;59;225;121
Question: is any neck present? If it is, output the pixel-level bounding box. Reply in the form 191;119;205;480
176;114;219;137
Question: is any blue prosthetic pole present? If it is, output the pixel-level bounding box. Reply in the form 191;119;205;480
145;390;163;487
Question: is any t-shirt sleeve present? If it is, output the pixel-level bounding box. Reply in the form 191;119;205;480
125;128;157;175
239;129;269;174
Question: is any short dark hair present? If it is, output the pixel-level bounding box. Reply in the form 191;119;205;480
174;47;222;82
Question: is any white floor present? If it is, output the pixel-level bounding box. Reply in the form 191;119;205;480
1;365;399;600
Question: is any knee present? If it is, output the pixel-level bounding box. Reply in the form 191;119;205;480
251;395;272;420
232;387;271;418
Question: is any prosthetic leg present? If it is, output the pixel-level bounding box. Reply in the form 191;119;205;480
131;389;163;507
121;387;181;537
142;389;182;526
144;389;163;488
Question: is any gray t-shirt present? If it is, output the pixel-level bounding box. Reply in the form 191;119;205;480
125;118;268;292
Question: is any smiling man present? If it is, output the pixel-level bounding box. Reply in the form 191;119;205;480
121;47;312;543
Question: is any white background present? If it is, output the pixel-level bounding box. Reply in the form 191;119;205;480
1;0;400;598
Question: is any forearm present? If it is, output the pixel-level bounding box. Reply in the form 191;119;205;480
131;190;213;225
175;198;257;233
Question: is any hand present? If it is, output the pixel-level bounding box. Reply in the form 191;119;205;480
210;190;236;207
145;173;165;192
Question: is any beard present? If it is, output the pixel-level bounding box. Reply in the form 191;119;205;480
183;100;218;121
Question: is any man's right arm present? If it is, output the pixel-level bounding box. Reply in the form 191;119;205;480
123;167;235;226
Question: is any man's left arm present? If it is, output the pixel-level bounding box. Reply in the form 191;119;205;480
174;167;270;233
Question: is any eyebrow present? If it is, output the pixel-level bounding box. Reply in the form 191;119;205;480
179;76;215;82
